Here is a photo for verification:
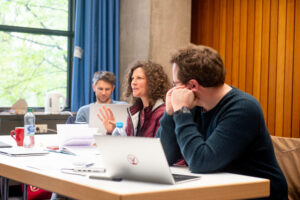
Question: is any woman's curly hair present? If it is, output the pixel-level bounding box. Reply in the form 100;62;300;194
123;60;171;106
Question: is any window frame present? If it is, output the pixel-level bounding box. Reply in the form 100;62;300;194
0;0;75;112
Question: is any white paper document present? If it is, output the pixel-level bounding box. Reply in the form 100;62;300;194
57;124;98;147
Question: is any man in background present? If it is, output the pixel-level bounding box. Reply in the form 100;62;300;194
76;71;126;123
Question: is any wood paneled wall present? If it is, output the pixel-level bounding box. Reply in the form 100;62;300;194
191;0;300;138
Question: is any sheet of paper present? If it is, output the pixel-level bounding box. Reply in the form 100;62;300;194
57;124;98;146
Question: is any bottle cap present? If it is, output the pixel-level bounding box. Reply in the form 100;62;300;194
116;122;123;128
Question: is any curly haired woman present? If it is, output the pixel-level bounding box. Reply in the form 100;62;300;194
98;60;171;137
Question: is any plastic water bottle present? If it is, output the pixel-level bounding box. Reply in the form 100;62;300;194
112;122;127;136
24;108;35;148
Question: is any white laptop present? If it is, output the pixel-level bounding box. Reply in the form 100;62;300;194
89;103;131;134
93;135;201;184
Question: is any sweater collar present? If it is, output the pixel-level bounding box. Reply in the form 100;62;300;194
129;98;164;115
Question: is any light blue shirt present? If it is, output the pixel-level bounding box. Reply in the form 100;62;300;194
75;100;127;123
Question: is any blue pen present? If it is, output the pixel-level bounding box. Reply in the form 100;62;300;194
46;149;76;156
61;147;77;155
85;163;94;167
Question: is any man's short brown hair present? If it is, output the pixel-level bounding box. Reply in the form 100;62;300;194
170;45;226;87
93;71;116;86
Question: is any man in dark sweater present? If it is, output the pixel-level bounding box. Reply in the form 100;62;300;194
156;45;288;199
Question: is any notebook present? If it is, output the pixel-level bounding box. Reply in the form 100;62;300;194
0;141;12;148
93;135;201;184
0;148;49;156
89;103;131;134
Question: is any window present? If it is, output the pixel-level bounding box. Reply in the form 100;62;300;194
0;0;75;109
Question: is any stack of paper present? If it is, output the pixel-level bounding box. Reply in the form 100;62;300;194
56;124;98;147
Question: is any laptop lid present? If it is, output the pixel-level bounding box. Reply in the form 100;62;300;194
94;135;200;184
89;103;131;134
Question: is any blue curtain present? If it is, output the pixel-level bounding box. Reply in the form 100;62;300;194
71;0;120;112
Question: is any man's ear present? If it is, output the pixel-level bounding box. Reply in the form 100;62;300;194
112;85;115;91
92;84;96;92
189;79;199;92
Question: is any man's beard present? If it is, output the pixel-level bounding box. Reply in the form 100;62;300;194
97;96;110;103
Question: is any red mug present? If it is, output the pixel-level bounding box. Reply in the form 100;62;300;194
10;127;25;146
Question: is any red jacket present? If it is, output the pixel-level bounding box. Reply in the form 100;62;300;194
125;99;165;137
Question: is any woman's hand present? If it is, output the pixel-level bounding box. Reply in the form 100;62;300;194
97;105;116;133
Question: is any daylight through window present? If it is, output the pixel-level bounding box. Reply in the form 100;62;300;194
0;0;74;109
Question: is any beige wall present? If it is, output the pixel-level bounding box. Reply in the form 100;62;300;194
119;0;191;99
150;0;192;78
119;0;151;100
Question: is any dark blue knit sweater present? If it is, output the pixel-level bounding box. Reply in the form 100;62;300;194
157;87;288;199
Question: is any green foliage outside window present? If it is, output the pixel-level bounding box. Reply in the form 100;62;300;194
0;0;72;108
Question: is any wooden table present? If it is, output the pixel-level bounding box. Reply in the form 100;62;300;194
0;135;270;200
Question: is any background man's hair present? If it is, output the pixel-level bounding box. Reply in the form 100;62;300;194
92;71;116;86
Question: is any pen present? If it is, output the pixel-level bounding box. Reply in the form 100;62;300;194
46;149;76;156
85;163;94;167
89;175;122;182
61;168;86;176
